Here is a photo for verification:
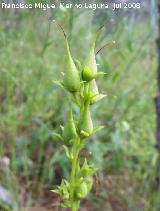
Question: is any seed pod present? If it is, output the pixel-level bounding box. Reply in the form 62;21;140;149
82;28;102;82
75;182;88;199
82;41;97;82
63;41;81;92
79;103;93;137
54;20;80;92
62;107;77;146
75;176;93;200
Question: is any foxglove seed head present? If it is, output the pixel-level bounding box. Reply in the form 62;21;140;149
79;103;93;137
82;42;97;82
82;28;102;82
53;20;81;92
63;41;81;92
75;182;88;199
62;107;77;146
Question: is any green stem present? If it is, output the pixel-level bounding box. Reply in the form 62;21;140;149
70;144;80;211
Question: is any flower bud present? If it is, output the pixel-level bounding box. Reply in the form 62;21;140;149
79;103;93;137
62;107;77;146
63;41;81;92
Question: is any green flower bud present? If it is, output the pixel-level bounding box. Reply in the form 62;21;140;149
79;103;93;137
62;107;77;146
63;40;81;92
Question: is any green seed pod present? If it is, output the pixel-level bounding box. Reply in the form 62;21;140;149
79;103;93;137
82;42;97;82
75;182;88;199
62;107;77;146
82;28;102;82
54;20;80;92
63;41;81;92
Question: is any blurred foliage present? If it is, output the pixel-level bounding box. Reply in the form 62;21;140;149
0;2;158;211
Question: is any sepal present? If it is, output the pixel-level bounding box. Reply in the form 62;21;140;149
53;80;65;89
92;125;104;134
77;159;94;178
80;130;90;138
90;94;106;104
96;71;106;77
51;179;70;200
82;65;97;82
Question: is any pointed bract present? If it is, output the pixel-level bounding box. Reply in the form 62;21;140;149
89;79;99;96
89;79;106;104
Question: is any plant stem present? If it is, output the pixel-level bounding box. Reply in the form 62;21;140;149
70;143;80;211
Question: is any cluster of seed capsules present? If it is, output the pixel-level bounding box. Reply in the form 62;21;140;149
52;21;106;209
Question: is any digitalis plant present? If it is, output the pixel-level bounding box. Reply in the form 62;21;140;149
52;21;106;211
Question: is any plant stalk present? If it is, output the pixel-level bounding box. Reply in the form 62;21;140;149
70;144;80;211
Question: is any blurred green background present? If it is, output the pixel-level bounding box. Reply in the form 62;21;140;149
0;0;159;210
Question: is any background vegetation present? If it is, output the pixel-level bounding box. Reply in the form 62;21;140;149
0;0;158;210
